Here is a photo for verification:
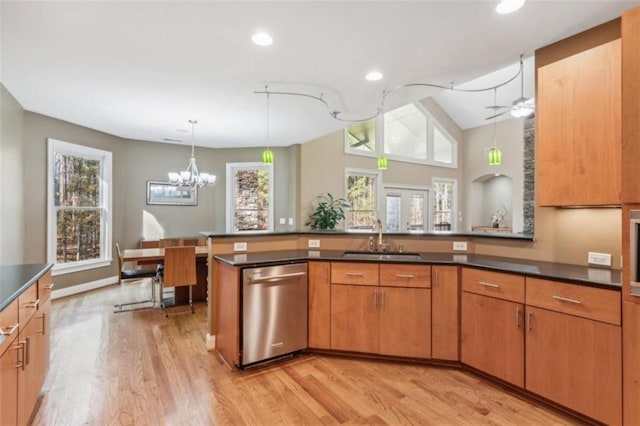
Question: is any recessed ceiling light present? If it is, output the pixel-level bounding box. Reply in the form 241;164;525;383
365;71;383;81
251;32;273;46
496;0;526;14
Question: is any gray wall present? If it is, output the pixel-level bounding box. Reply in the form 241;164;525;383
0;87;297;289
0;85;25;264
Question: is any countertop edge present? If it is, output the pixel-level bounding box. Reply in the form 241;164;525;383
0;263;54;312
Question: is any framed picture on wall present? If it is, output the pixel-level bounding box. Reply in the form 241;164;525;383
146;181;197;206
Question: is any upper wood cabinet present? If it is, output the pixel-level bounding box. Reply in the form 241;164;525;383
622;7;640;202
536;38;621;206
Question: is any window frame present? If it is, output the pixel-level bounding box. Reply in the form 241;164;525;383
344;102;458;168
47;138;113;275
225;162;274;233
383;185;431;233
344;168;382;232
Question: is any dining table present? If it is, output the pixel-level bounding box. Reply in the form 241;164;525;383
123;246;210;303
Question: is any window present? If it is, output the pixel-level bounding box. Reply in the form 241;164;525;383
345;170;380;231
433;179;456;231
47;139;112;274
345;102;457;167
384;187;429;233
226;163;273;233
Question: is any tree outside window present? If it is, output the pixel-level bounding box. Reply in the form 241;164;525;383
48;139;112;273
433;179;456;231
226;163;273;232
346;172;378;231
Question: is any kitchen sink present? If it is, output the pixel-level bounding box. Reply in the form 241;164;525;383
341;251;423;261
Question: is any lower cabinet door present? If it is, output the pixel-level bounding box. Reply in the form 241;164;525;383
331;285;379;353
17;315;44;426
379;287;431;358
525;306;622;425
461;292;524;387
0;337;20;426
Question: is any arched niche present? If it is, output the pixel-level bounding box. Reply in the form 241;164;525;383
470;173;517;231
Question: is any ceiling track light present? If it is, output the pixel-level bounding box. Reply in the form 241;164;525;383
253;53;527;123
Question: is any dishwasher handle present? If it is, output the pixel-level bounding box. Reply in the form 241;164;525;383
248;271;307;284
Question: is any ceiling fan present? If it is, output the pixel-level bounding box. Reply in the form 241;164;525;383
485;56;535;120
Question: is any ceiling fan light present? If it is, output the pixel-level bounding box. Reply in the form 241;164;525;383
496;0;526;14
510;102;535;118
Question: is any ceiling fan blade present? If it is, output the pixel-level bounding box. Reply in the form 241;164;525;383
485;111;508;120
485;105;510;110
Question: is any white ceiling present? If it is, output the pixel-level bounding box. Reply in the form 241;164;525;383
1;1;638;148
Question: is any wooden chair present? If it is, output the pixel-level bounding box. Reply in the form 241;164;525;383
159;246;196;317
113;243;158;313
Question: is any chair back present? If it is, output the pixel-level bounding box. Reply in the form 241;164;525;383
163;246;196;288
159;238;182;248
140;240;160;248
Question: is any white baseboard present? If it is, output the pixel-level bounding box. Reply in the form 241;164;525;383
51;276;118;300
206;333;216;351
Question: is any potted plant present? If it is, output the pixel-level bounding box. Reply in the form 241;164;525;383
306;193;350;230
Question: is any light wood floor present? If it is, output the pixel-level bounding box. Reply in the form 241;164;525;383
31;281;582;425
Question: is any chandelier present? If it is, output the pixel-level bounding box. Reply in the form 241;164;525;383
168;120;216;188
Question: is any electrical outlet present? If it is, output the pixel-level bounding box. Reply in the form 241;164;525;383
588;251;611;267
308;239;320;248
288;218;294;225
234;242;247;252
453;241;467;251
279;218;286;225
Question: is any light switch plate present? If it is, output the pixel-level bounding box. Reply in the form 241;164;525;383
308;239;320;248
279;218;286;225
234;242;247;252
588;251;611;267
453;241;467;251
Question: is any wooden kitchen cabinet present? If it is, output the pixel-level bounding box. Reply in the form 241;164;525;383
622;7;640;202
0;336;20;426
308;261;331;349
431;266;459;361
525;277;621;425
331;284;379;353
623;301;640;425
536;38;621;206
526;306;621;425
461;267;525;387
461;292;524;387
379;287;431;358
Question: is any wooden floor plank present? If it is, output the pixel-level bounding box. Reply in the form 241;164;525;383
31;284;581;425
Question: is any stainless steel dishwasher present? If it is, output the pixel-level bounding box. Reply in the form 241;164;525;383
241;263;308;367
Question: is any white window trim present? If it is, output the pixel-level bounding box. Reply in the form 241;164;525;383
344;102;458;169
47;139;112;275
344;168;383;232
225;162;274;233
432;177;458;232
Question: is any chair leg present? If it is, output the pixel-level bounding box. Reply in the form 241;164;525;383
113;277;157;313
162;284;195;317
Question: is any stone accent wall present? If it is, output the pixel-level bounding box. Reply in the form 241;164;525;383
523;115;535;235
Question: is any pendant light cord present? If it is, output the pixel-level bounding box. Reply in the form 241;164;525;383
189;119;197;157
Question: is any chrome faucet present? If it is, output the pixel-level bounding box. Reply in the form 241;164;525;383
376;219;390;252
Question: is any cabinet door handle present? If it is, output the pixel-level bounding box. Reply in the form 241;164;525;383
36;312;46;335
527;312;533;333
0;323;19;336
434;268;439;288
13;342;25;370
551;295;582;305
25;299;40;309
44;282;55;290
395;274;415;279
516;307;521;328
381;291;386;308
373;290;378;308
478;281;500;288
25;336;31;366
324;266;329;283
345;272;364;277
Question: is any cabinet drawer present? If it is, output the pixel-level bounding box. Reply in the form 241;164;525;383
462;268;524;303
38;270;54;303
331;262;379;286
380;264;431;288
18;283;39;330
526;277;621;325
0;298;19;354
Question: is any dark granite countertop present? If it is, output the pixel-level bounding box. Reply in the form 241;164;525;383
0;263;53;311
200;230;534;241
214;250;620;290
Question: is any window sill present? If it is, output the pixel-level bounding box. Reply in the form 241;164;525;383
52;259;113;276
